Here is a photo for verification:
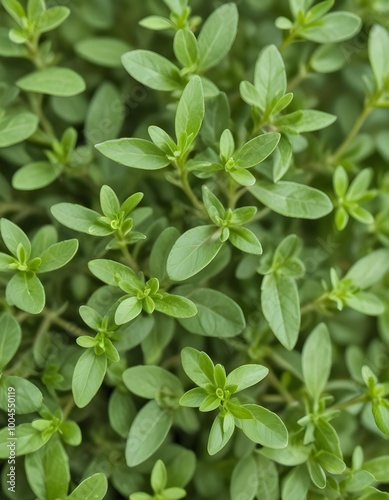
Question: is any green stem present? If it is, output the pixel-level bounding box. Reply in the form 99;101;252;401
251;207;271;222
287;64;308;91
300;293;329;315
266;369;296;404
330;394;367;411
330;103;373;165
42;308;89;337
228;177;238;209
279;30;298;52
180;169;204;212
119;241;139;271
116;230;139;271
62;396;75;420
0;202;44;218
28;93;56;140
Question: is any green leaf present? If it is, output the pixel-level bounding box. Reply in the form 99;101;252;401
17;68;86;96
1;0;25;23
306;0;334;21
219;129;235;161
6;272;45;314
197;3;238;71
148;125;176;154
1;218;31;257
27;0;45;20
345;249;389;289
315;417;342;457
289;0;313;18
12;161;63;190
301;12;362;43
241;404;288;448
95;138;169;169
67;473;108;500
200;92;230;147
174;29;198;68
335;206;349;230
0;312;21;369
30;225;57;258
240;80;262;109
121;50;182;91
369;25;389;90
76;37;131;68
316;450;346;474
275;110;336;133
123;365;183;399
364;455;389;483
72;349;107;408
130;493;153;500
347;168;372;201
153;293;197;318
0;375;43;414
310;43;346;73
230;455;258;500
175;76;204;143
0;423;49;458
249;181;333;219
229;227;263;255
0;252;14;271
348;205;374;225
198;351;215;383
108;388;136;438
229;167;256;187
302;323;332;401
139;15;174;30
163;0;186;14
126;400;173;466
115;296;143;324
226;364;268;393
346;291;385;316
254;45;286;113
260;442;311;466
201;186;226;224
36;7;70;33
179;387;208;407
233;133;280;168
271;234;302;271
38;239;78;273
151;459;167;493
261;273;300;350
51;203;100;233
59;420;82;446
85;83;125;144
281;465;310;500
346;470;376;492
99;185;120;218
333;165;349;197
181;347;211;387
207;413;235;455
163;487;187;500
88;259;141;287
25;437;70;500
167;225;223;281
307;459;326;489
177;286;246;338
150;227;180;283
255;455;279;500
273;136;293;182
372;400;389;437
0;112;38;148
0;27;27;57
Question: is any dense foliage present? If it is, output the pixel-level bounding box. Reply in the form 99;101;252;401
1;0;389;499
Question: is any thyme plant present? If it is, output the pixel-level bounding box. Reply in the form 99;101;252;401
0;0;389;499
